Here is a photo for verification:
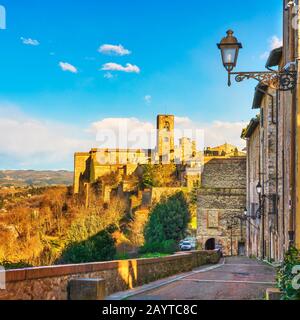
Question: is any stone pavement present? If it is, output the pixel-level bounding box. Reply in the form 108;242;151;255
107;256;276;300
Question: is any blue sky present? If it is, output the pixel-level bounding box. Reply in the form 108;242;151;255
0;0;283;170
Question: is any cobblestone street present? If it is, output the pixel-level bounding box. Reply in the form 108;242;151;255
125;257;276;300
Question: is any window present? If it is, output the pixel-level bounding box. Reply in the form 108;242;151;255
164;121;170;131
260;108;264;127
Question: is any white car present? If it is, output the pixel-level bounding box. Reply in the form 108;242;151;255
180;237;196;249
180;241;193;251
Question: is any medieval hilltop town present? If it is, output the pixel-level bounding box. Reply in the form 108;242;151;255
74;114;247;256
1;0;300;302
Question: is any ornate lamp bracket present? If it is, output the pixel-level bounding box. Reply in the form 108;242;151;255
228;71;297;91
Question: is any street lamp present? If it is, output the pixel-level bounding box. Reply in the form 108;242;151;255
217;30;242;86
256;181;278;207
256;181;264;220
217;30;297;91
256;182;262;196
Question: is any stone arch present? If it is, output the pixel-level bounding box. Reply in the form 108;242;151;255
205;238;216;250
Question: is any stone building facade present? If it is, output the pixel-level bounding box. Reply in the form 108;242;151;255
242;0;300;261
243;59;294;262
242;117;261;257
197;157;247;256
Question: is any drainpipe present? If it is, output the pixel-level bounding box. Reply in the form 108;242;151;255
258;120;263;259
260;192;265;259
276;90;279;234
288;0;298;247
295;0;300;249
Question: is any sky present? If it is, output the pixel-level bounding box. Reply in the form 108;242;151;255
0;0;283;170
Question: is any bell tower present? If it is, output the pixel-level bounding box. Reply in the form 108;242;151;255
157;115;175;163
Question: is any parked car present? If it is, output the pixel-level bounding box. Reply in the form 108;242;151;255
180;241;193;251
180;237;196;250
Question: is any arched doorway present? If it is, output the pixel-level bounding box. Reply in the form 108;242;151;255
205;238;216;250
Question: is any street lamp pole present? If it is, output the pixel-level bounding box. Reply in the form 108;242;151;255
256;182;265;259
259;189;265;259
217;30;297;91
231;226;233;257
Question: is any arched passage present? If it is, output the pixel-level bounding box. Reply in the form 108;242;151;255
205;238;216;250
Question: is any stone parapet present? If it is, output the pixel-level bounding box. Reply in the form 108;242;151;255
0;250;220;300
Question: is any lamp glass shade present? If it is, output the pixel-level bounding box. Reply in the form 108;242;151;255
222;47;237;64
217;30;242;72
256;182;262;195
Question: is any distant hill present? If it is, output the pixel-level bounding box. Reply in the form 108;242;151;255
0;170;73;187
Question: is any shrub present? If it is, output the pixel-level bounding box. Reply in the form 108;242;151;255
114;253;130;260
161;239;177;254
139;240;177;255
277;246;300;300
59;225;117;264
138;242;161;254
0;260;33;270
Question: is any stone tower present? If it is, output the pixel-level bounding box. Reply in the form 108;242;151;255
157;115;175;163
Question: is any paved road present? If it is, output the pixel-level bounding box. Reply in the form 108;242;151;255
128;257;276;300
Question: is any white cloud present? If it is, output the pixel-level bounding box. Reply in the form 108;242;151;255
144;95;152;104
21;37;40;46
59;62;78;73
175;116;193;126
260;35;283;60
99;44;131;56
174;117;246;150
89;118;155;149
270;36;283;50
101;63;140;73
202;120;247;150
0;105;91;169
89;116;246;151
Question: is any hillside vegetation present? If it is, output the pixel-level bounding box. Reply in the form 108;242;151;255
0;166;193;268
0;186;128;267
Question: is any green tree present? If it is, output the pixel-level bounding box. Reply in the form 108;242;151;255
144;192;190;244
